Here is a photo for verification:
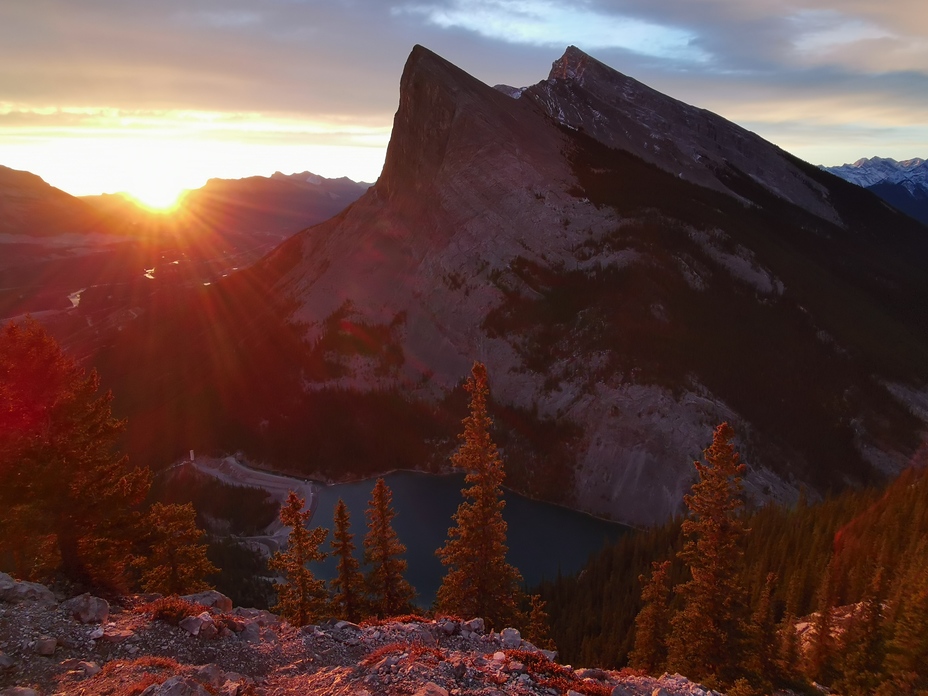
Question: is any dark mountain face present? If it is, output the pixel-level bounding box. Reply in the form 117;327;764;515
0;165;103;237
248;45;928;525
866;179;928;225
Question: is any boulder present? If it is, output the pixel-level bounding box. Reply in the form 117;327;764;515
0;652;14;670
61;593;109;623
194;664;226;688
611;686;636;696
0;572;57;607
101;629;133;643
179;615;206;636
33;637;57;656
500;627;521;649
413;683;448;696
141;676;210;696
198;617;219;640
462;618;484;634
83;661;102;677
182;591;232;613
577;667;608;681
238;622;261;643
0;688;40;696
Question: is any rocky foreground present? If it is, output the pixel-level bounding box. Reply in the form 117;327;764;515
1;573;722;696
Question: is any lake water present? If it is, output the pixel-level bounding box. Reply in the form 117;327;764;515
307;470;628;607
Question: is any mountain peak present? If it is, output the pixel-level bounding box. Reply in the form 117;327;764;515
378;44;534;198
548;45;594;83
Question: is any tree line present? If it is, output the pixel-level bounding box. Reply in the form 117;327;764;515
0;324;549;643
0;319;215;595
268;362;552;645
542;421;928;695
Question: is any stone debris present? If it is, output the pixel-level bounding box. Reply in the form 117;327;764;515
0;572;734;695
61;593;110;624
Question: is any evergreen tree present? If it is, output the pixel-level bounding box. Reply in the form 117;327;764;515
526;594;556;650
132;502;218;595
805;558;839;684
436;362;523;629
667;422;750;688
629;559;672;674
775;578;802;684
883;550;928;690
269;490;328;626
836;568;886;696
330;498;365;622
749;572;779;688
0;318;150;589
364;478;414;617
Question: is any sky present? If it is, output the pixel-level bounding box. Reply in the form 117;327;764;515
1;0;926;207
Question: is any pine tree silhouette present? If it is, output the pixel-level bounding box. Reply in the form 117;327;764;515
330;498;365;622
269;490;328;626
364;478;414;617
436;362;523;629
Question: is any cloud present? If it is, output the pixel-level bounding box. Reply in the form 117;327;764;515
0;0;926;190
395;0;709;62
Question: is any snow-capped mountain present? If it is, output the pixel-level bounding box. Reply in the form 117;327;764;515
824;156;925;188
824;157;928;224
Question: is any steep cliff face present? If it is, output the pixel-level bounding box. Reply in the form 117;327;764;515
256;45;928;526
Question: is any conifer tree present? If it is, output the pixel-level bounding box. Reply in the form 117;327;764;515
883;549;928;689
330;498;365;622
629;559;672;674
805;558;839;684
269;490;328;626
667;422;750;688
749;572;779;688
436;362;523;629
526;594;556;650
132;502;218;595
364;478;414;617
0;318;150;589
836;568;886;696
776;578;802;684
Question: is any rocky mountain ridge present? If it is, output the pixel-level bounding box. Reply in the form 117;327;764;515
824;156;927;190
823;156;928;224
0;572;719;696
250;45;928;526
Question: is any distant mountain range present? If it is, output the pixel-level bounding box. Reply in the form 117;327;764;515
0;166;369;318
0;165;103;237
80;170;370;241
823;156;928;224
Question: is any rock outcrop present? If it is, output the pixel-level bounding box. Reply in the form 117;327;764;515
0;573;725;696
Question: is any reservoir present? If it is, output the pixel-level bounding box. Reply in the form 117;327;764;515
307;470;628;607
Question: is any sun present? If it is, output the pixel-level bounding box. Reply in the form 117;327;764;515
124;182;186;213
